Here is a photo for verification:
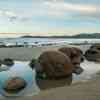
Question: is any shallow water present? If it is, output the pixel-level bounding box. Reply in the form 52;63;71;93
0;59;100;97
73;60;100;83
4;60;100;84
0;38;100;45
0;61;40;96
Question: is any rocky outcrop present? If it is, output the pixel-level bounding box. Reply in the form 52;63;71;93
85;44;100;62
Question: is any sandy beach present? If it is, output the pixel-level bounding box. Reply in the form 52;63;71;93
0;44;91;61
0;44;100;100
29;77;100;100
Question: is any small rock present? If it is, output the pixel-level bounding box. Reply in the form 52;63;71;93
3;77;27;94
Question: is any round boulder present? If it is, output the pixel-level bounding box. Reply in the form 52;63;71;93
38;51;74;79
3;77;27;94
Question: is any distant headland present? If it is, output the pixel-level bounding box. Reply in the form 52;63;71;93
20;33;100;39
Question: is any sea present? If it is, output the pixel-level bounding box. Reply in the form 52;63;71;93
0;38;100;46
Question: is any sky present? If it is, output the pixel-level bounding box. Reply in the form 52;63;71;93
0;0;99;37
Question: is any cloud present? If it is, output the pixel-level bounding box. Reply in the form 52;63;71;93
35;1;99;20
0;9;32;22
0;10;18;18
31;0;99;20
44;1;96;12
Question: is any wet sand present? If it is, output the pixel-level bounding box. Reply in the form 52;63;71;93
0;45;68;61
4;77;100;100
32;77;100;100
0;44;87;61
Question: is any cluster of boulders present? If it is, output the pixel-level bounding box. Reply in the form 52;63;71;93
0;46;85;96
37;47;84;79
30;46;84;89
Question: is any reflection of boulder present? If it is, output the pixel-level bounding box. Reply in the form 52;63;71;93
85;44;100;62
37;75;72;90
3;77;27;94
